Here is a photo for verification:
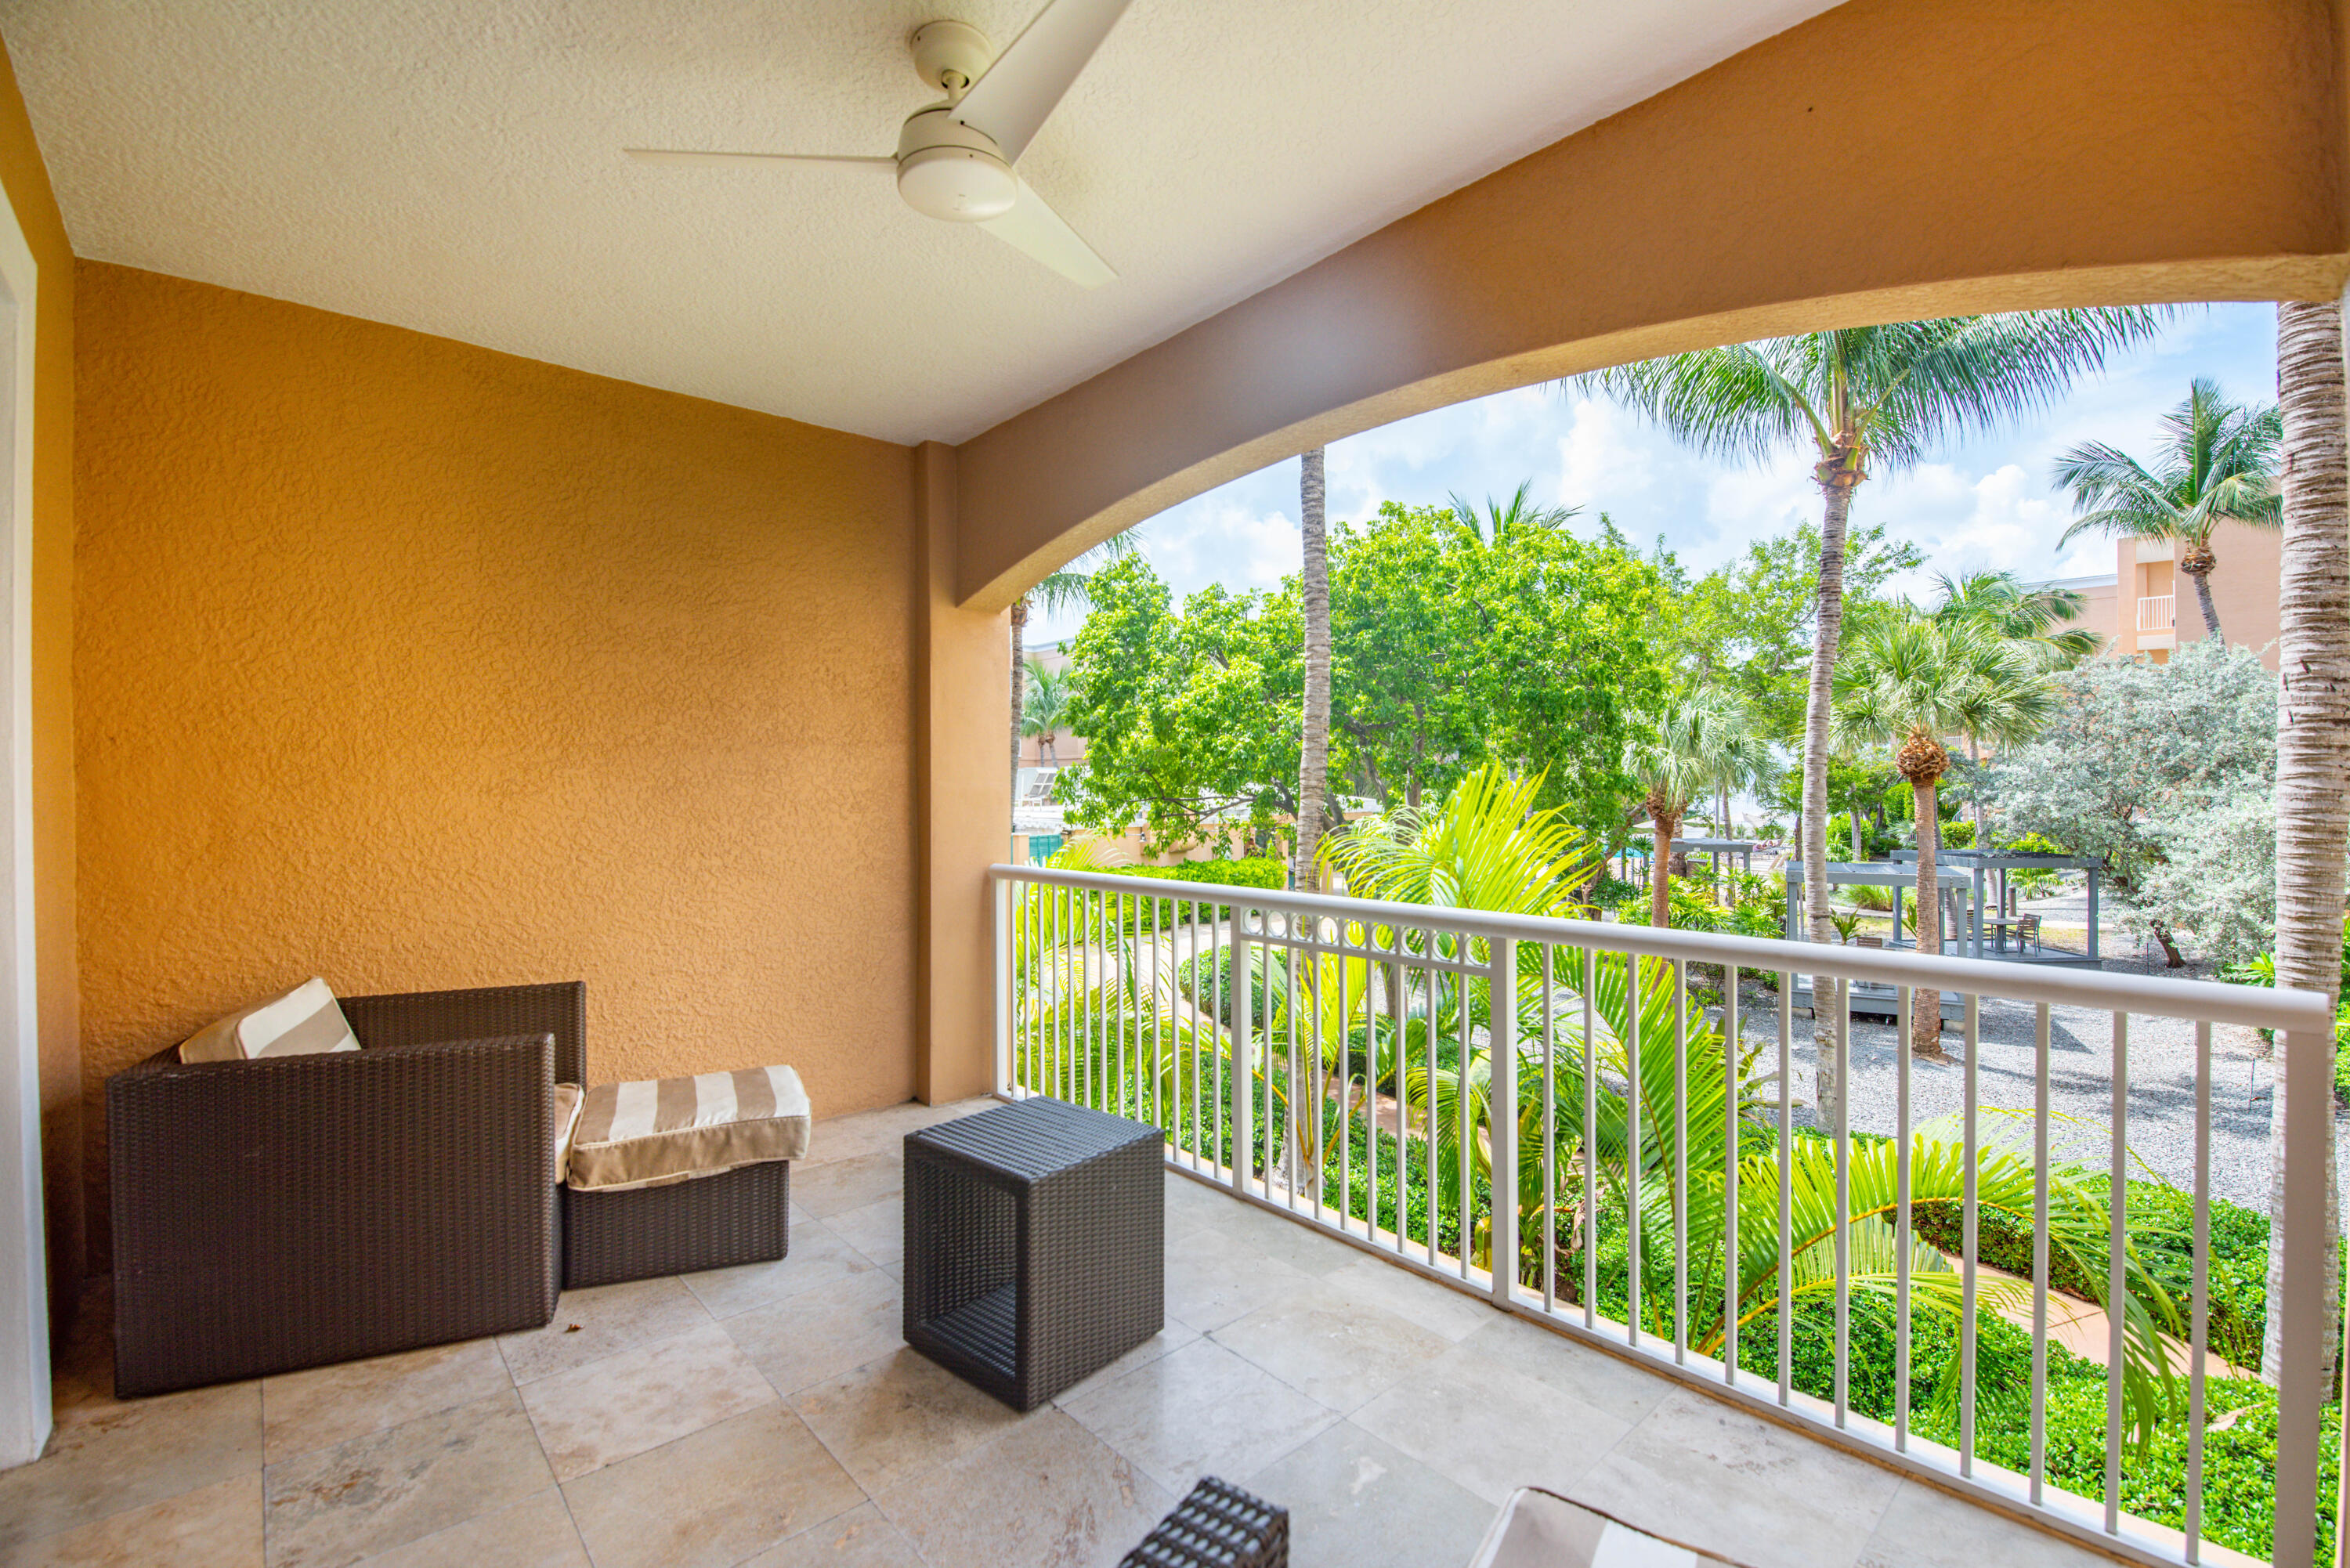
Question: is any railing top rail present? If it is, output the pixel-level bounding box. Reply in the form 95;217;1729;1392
991;862;2330;1031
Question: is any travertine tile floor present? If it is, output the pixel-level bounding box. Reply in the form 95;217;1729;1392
0;1097;2127;1568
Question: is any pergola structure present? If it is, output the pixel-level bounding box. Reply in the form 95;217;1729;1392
1890;849;2103;961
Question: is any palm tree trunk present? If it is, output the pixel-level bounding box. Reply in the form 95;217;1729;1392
2183;557;2224;644
1911;779;1943;1056
1296;447;1331;892
1010;598;1029;801
2263;298;2348;1384
1806;467;1858;1125
1650;804;1679;929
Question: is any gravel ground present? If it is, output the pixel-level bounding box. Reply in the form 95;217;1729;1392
1734;973;2350;1217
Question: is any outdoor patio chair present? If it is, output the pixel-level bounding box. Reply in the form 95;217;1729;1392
107;981;581;1396
2017;912;2043;955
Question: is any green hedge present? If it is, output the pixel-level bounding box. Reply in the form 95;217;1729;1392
1099;858;1286;932
1910;1176;2272;1371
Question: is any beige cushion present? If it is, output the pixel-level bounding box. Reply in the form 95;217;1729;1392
178;977;360;1064
553;1083;585;1183
566;1065;810;1192
1469;1489;1740;1568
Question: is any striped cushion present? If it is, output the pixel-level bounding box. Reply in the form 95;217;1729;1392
178;977;360;1064
553;1083;584;1183
566;1064;810;1192
1470;1490;1741;1567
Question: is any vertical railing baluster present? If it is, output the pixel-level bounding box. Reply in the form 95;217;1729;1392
2188;1018;2210;1563
1672;959;1688;1365
1490;937;1518;1307
1895;984;1911;1451
1625;952;1643;1350
1723;963;1740;1386
1961;992;1981;1477
2105;1011;2128;1537
1148;890;1160;1137
1423;941;1440;1269
1229;909;1253;1198
1056;886;1070;1104
1338;923;1353;1238
994;876;1012;1097
1455;936;1473;1281
2031;1001;2052;1505
1285;927;1300;1211
1777;969;1792;1407
1582;945;1598;1331
1833;977;1850;1429
1543;942;1557;1316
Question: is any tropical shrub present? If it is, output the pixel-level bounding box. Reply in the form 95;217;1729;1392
1987;640;2276;892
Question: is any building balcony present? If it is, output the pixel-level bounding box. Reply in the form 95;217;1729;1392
2138;594;2178;648
0;1089;2211;1568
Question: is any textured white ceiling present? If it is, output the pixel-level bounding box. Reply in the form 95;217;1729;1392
4;0;1838;444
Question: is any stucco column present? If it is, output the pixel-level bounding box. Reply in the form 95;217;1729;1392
912;442;1010;1104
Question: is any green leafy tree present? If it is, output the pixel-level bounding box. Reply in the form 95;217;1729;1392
1326;497;1671;834
1057;556;1307;854
2053;378;2281;644
1010;532;1140;794
1647;521;1923;743
1585;309;2164;1125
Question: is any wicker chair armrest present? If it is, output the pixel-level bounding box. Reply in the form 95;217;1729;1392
338;981;585;1084
107;1031;561;1395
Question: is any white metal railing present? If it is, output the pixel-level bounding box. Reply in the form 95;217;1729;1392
2139;594;2177;633
988;864;2342;1568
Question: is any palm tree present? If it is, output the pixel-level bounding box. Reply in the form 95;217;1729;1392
1587;309;2161;1122
2052;378;2282;644
2263;302;2348;1383
1926;569;2097;847
1021;659;1070;764
1446;480;1578;546
1624;692;1768;928
1296;449;1331;891
1010;533;1140;795
1833;615;2054;1054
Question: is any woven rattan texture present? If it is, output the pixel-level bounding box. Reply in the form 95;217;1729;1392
904;1097;1163;1411
109;986;569;1396
562;1159;790;1289
340;981;585;1086
1122;1476;1289;1568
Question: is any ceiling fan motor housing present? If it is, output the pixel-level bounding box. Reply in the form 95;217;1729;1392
894;107;1018;222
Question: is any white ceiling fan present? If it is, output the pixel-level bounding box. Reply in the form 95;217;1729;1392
627;0;1133;288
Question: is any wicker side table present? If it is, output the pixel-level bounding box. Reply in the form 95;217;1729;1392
902;1096;1163;1410
1123;1476;1288;1568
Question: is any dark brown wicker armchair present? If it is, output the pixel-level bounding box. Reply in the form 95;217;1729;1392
107;981;585;1397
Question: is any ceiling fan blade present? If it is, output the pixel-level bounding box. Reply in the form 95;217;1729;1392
624;149;895;171
979;178;1115;288
953;0;1133;163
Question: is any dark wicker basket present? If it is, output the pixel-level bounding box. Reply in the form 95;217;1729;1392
562;1160;790;1289
107;981;584;1397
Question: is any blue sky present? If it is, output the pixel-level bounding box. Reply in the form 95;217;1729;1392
1028;303;2280;645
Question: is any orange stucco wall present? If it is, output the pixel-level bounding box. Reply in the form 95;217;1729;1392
0;39;78;1341
73;264;920;1262
954;0;2349;608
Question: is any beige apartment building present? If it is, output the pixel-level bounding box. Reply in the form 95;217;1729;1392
2052;518;2284;666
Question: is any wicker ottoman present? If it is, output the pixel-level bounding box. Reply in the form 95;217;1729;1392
562;1161;789;1289
560;1064;810;1290
902;1097;1163;1410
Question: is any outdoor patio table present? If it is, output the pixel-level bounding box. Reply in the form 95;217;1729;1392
902;1095;1164;1410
